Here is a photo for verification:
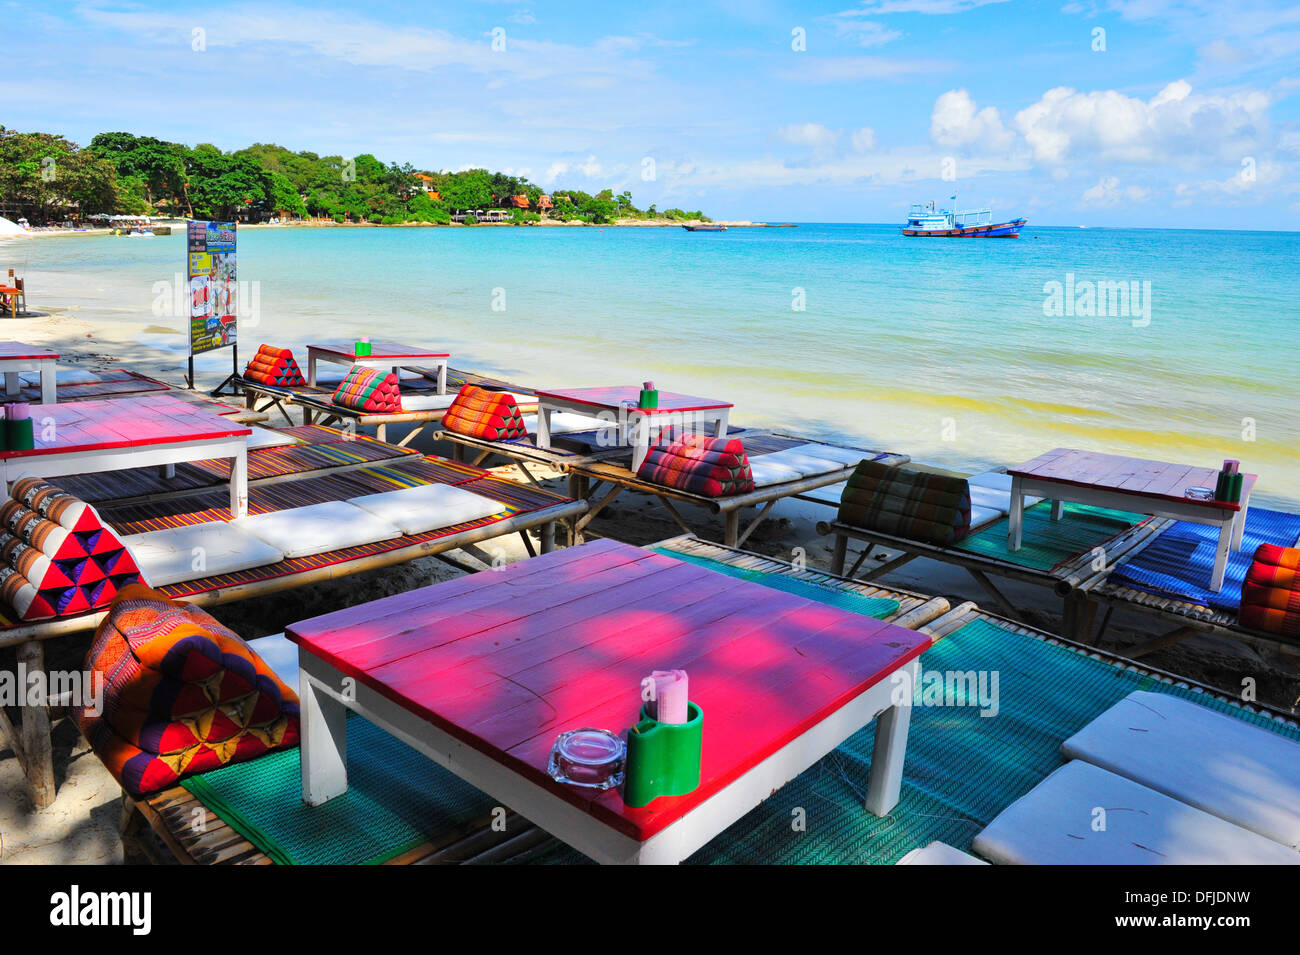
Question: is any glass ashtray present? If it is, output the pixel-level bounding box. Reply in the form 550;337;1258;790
1184;486;1214;501
547;728;626;790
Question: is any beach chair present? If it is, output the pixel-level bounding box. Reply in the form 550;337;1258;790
0;278;24;317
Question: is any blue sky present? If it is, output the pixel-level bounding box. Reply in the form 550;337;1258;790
8;0;1299;227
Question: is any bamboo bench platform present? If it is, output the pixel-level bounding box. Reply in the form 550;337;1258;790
115;534;1298;865
1074;577;1300;661
1;463;586;810
115;534;948;864
565;440;909;549
816;514;1173;641
238;365;540;443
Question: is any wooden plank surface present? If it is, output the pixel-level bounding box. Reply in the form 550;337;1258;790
0;340;57;360
0;393;250;459
288;538;929;841
534;385;733;415
312;341;450;359
1009;448;1251;510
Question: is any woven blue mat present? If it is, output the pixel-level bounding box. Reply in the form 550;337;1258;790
1109;506;1300;611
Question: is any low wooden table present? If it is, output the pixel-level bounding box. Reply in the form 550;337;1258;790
0;393;251;517
0;341;56;404
1008;448;1255;592
534;386;733;472
307;341;450;394
287;538;928;864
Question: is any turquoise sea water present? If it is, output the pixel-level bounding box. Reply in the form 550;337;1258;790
8;223;1299;506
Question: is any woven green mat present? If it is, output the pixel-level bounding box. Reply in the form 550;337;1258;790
182;714;496;865
530;617;1300;864
183;617;1298;866
651;547;901;619
954;501;1145;572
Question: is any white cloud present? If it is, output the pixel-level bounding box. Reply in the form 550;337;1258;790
1081;176;1150;205
777;123;842;156
930;89;1014;152
1014;80;1272;164
851;127;877;151
784;55;951;83
821;12;903;47
852;0;1010;12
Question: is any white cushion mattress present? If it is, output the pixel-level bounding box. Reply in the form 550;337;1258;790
966;470;1044;510
1062;690;1300;848
400;394;458;413
973;760;1300;865
969;504;1004;529
521;412;617;436
245;427;301;449
749;458;806;487
896;841;988;865
122;522;285;587
780;443;872;468
349;482;507;535
247;633;301;693
233;501;402;559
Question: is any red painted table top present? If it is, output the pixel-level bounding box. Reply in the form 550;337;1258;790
1009;448;1256;511
535;386;733;416
287;538;929;842
311;341;450;360
0;340;57;361
0;393;251;459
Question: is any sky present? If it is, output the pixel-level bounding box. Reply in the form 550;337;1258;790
6;0;1299;228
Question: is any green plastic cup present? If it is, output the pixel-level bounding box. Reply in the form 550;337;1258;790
623;702;702;807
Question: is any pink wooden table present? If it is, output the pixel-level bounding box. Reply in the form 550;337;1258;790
287;538;928;864
1008;448;1256;591
0;393;252;516
0;341;57;404
533;386;733;470
307;341;451;394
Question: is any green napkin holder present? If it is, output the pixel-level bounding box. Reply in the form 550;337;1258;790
623;702;702;807
1215;470;1229;500
5;417;34;451
1215;470;1243;503
354;340;372;357
638;388;658;410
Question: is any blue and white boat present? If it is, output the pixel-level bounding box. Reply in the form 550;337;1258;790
902;199;1026;237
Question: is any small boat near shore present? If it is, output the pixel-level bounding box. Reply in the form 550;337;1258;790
682;223;727;232
902;201;1026;237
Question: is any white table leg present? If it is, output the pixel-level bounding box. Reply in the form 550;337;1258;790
40;363;56;405
865;661;915;816
300;667;349;806
1050;499;1064;521
230;446;248;518
714;411;729;438
3;371;18;397
1232;495;1251;551
159;464;176;479
1008;476;1025;551
537;405;553;449
438;361;447;395
1210;522;1232;592
630;413;651;472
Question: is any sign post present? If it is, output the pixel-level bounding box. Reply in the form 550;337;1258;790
185;219;239;393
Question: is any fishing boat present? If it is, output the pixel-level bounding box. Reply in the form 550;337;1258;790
902;200;1026;237
682;223;726;232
